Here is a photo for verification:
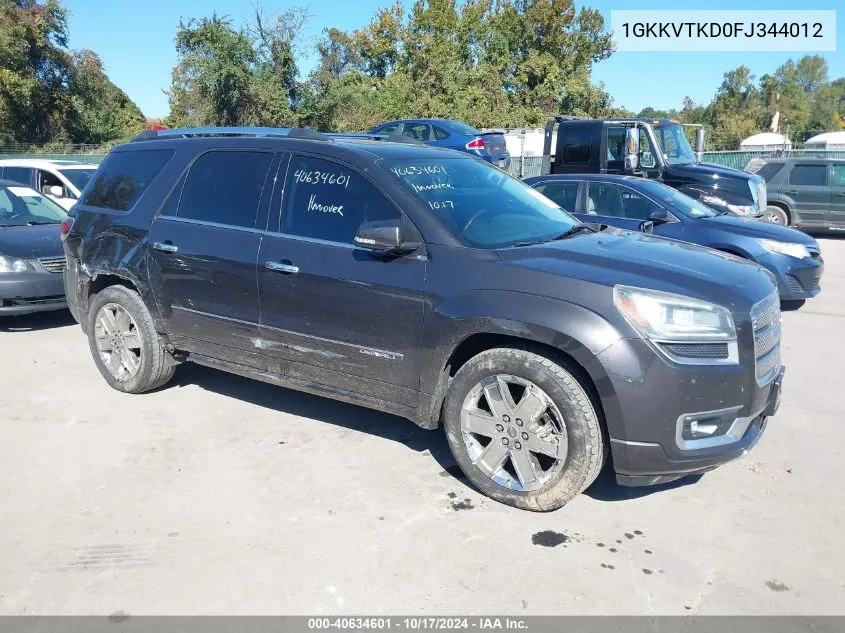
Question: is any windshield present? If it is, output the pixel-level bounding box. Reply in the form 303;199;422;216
384;158;578;248
634;179;717;218
651;123;696;166
58;167;96;191
0;185;67;226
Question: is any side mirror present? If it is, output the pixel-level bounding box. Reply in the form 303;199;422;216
639;220;654;234
624;128;639;174
353;219;419;255
695;128;705;163
48;185;64;198
649;209;673;225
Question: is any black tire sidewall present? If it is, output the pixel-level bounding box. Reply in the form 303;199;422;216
86;286;162;394
443;348;600;511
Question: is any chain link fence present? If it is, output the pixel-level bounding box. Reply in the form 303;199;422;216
701;149;845;171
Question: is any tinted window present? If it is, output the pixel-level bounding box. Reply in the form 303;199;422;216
433;126;449;141
606;127;626;162
532;181;579;212
82;149;174;211
832;165;845;187
178;151;274;228
375;123;399;136
563;128;591;163
386;157;578;248
756;162;784;182
789;164;827;186
587;183;662;220
403;123;431;141
282;155;399;243
2;167;34;186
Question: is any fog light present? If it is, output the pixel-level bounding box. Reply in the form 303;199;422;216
681;413;734;440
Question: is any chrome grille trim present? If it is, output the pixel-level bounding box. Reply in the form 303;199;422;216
751;293;781;385
38;256;67;273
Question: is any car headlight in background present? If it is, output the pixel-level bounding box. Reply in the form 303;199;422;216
0;256;34;273
701;195;756;216
759;239;810;259
613;285;736;342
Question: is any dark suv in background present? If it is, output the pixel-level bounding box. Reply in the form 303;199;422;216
63;127;783;511
747;157;845;229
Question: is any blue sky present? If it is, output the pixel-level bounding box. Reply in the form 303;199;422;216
62;0;843;119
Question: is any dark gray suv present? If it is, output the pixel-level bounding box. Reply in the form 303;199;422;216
62;127;784;511
747;157;845;229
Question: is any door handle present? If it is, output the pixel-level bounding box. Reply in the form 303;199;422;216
266;261;299;274
152;241;178;253
783;190;799;195
836;192;845;197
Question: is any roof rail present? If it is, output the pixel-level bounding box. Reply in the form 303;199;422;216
130;126;332;142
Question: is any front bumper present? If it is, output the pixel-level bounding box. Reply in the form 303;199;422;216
757;251;824;300
0;271;67;315
586;337;783;487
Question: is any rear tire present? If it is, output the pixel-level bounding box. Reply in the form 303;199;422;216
86;285;176;394
442;347;605;511
765;205;790;226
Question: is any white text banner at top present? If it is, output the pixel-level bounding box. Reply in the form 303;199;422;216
610;10;836;52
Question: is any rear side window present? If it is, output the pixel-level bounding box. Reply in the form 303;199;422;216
2;167;34;186
789;164;827;186
563;128;591;163
755;162;784;182
82;150;173;211
433;126;449;140
533;181;579;212
281;155;399;243
177;151;274;228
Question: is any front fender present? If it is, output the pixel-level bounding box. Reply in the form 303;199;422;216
420;289;627;395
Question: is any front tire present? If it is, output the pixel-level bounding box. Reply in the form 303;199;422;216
765;205;790;226
86;285;176;394
442;347;605;511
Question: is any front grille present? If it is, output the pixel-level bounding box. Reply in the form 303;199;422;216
751;293;781;385
662;342;730;359
38;256;67;273
785;274;803;295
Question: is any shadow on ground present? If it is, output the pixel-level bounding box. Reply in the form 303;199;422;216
170;363;677;504
171;362;470;487
0;309;75;333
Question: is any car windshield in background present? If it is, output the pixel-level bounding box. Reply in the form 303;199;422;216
635;180;717;218
58;168;96;191
447;121;481;136
384;158;578;248
652;123;696;166
0;185;67;226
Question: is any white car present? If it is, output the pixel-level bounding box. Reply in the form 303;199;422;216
0;159;99;211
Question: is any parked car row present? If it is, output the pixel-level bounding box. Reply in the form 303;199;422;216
47;126;788;513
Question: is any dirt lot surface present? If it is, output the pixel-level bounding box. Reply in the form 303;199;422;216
1;236;843;615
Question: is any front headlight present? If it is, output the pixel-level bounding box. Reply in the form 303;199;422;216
759;239;810;259
726;204;755;216
0;256;34;273
613;285;736;342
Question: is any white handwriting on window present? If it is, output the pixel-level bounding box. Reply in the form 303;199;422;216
308;194;344;216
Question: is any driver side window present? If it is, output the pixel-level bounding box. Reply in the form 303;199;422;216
37;170;69;198
281;155;401;244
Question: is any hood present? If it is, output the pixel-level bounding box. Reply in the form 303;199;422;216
0;224;64;259
664;162;758;194
699;214;818;246
497;229;775;311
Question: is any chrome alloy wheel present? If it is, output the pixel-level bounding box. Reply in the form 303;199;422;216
460;375;567;492
94;303;142;381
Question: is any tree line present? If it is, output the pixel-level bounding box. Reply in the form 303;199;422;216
2;0;843;152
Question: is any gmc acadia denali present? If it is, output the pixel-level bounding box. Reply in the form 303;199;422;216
62;127;784;511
